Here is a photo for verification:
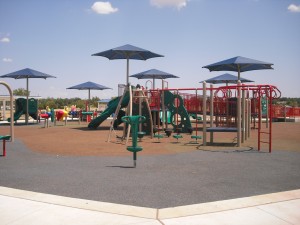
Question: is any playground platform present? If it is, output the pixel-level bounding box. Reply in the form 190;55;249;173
1;121;300;224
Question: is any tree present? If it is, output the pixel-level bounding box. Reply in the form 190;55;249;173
13;88;30;96
91;96;100;108
75;99;85;109
44;99;57;109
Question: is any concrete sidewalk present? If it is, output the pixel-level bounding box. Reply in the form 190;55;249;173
1;187;299;225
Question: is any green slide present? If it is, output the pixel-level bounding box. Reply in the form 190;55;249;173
7;98;38;122
14;109;23;121
8;111;38;122
29;112;38;120
88;92;129;129
7;109;23;122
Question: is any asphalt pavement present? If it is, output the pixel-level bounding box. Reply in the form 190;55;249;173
1;138;300;208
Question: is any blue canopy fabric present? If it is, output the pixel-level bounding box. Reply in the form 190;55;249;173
130;69;179;88
67;81;111;90
98;99;111;104
92;44;164;85
203;56;273;73
0;68;56;124
130;69;179;79
67;81;112;105
0;68;56;79
202;56;273;80
92;44;163;61
201;73;254;84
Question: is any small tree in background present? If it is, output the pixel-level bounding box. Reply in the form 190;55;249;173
13;88;30;96
75;99;85;109
90;96;100;108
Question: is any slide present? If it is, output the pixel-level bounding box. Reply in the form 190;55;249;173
7;98;38;122
88;92;129;129
8;111;38;122
29;112;38;120
7;109;23;122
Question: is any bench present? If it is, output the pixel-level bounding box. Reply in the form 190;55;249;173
207;127;237;133
206;127;237;144
0;135;11;157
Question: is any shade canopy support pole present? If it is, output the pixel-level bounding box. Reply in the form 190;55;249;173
26;77;29;125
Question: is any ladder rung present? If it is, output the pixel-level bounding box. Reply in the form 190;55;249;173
259;132;270;134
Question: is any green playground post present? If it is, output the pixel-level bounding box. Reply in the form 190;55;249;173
121;115;146;167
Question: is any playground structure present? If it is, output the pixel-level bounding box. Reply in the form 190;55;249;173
272;105;300;121
88;81;281;152
5;97;39;123
53;106;69;126
40;106;92;127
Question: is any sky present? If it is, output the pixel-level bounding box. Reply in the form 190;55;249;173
0;0;300;100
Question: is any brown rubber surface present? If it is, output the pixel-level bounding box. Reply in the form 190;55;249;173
1;120;299;156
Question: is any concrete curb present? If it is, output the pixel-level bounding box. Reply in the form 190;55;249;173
1;186;299;220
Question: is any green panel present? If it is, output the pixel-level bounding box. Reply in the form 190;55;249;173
9;98;38;121
261;97;267;115
163;91;192;133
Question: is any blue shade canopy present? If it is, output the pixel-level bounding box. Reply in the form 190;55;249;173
92;44;164;60
203;56;273;80
98;99;111;104
0;68;56;125
67;81;111;90
130;69;179;79
201;73;254;84
203;56;273;72
0;68;56;79
130;69;179;89
67;81;112;106
92;44;164;85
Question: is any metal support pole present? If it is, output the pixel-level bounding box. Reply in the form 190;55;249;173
242;84;245;143
269;86;273;153
266;98;269;128
161;80;166;130
258;88;261;151
133;152;137;168
203;81;207;146
125;85;133;145
126;57;129;85
248;99;251;138
88;89;91;112
210;84;214;144
26;77;29;125
237;80;241;147
245;98;248;141
138;90;142;132
3;100;6;120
